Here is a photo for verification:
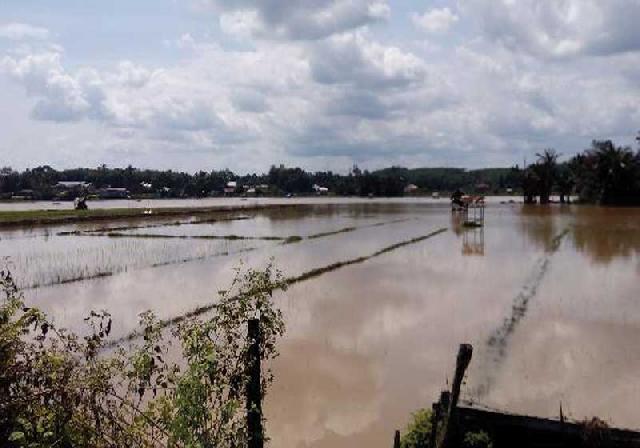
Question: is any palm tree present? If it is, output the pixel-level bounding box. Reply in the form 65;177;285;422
522;165;541;204
534;149;559;204
555;164;574;204
589;140;639;205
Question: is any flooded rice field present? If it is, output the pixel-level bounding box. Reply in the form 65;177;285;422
2;200;640;447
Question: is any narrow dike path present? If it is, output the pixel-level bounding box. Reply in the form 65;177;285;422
473;228;570;398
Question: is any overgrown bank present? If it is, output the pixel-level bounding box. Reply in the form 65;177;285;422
0;203;295;228
0;264;286;447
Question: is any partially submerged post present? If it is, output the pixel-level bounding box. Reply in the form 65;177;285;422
247;319;263;448
438;344;473;448
450;344;473;412
428;344;640;447
393;429;401;448
430;402;440;448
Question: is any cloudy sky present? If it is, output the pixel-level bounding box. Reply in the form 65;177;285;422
1;1;639;173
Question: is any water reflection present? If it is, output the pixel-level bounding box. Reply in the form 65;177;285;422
462;229;484;256
2;201;640;446
451;212;485;256
518;205;640;264
570;207;640;264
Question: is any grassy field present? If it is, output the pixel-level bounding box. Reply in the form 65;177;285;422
0;204;292;227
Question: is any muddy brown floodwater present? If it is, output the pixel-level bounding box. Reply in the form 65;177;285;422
2;200;639;447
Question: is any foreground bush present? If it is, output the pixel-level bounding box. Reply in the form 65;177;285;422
0;262;286;447
400;409;432;448
399;408;493;448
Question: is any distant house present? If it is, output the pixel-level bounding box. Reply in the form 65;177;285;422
140;182;153;190
243;184;270;196
55;181;92;193
224;181;238;195
312;184;329;195
12;189;34;200
99;187;130;199
475;183;490;193
56;181;92;190
55;181;92;199
404;184;419;194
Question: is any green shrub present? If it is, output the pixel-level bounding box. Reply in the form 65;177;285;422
463;430;493;448
400;409;432;448
0;262;286;447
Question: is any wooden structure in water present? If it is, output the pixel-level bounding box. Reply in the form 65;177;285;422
393;344;640;448
452;196;485;227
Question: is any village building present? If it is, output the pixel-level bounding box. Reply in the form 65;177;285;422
312;184;329;195
404;183;419;194
12;189;34;200
54;181;93;199
224;181;238;195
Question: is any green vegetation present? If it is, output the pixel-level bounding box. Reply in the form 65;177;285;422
0;205;276;227
523;138;640;205
283;235;303;244
400;409;432;448
2;135;636;227
463;431;493;448
0;163;520;201
0;208;144;225
570;139;640;205
399;409;494;448
0;263;286;447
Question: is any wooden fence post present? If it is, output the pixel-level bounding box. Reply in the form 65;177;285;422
393;429;401;448
247;319;263;448
449;344;472;412
438;344;473;448
430;402;440;448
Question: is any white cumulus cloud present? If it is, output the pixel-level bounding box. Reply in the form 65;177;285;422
0;23;50;40
462;0;640;58
1;1;639;172
205;0;389;40
412;7;459;34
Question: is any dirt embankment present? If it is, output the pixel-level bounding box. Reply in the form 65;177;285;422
0;203;299;229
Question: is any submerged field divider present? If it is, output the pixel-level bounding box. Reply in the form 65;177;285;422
473;227;570;398
26;217;418;291
105;226;448;347
56;214;253;235
61;217;416;243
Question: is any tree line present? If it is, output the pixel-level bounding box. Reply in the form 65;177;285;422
523;137;640;206
1;134;638;204
0;163;521;200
